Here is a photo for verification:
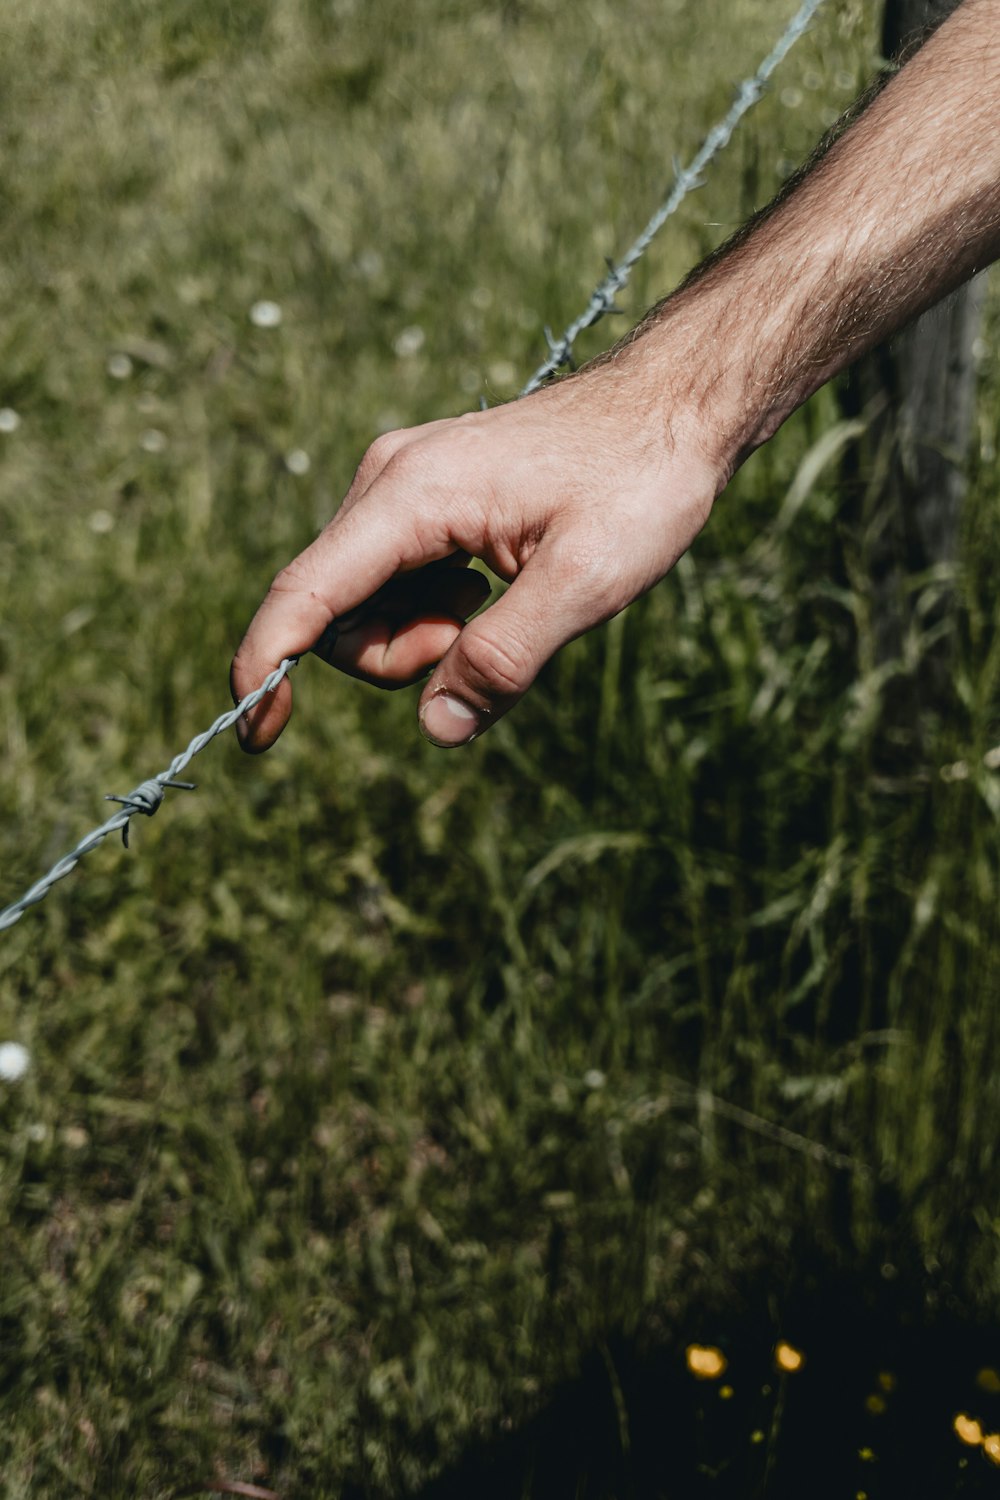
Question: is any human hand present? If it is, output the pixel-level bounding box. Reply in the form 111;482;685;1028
230;356;724;750
233;0;1000;752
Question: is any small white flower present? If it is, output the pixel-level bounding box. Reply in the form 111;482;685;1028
0;1041;30;1082
285;448;311;476
89;509;114;534
583;1068;606;1091
250;299;282;329
356;249;383;280
393;325;425;358
0;407;21;434
140;428;167;454
60;605;95;636
107;353;133;380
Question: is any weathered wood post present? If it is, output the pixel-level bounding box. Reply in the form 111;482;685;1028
844;0;986;696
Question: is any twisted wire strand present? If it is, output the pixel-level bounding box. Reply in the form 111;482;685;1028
1;0;833;935
0;659;297;933
520;0;832;396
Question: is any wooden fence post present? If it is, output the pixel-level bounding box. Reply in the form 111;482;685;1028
842;0;986;697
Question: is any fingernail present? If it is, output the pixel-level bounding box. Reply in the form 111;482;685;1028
419;692;480;748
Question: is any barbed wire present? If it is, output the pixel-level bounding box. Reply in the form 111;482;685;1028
520;0;832;396
1;0;834;935
0;658;297;933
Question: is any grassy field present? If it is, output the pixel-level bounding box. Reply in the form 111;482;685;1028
2;0;1000;1494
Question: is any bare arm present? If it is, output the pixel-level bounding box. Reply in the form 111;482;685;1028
654;0;1000;470
232;0;1000;751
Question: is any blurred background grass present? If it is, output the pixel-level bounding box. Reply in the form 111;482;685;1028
2;0;1000;1494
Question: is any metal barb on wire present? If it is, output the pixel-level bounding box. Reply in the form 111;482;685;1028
105;779;196;848
520;0;832;396
0;658;298;933
1;0;834;935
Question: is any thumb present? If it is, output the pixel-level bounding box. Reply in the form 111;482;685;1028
418;547;605;747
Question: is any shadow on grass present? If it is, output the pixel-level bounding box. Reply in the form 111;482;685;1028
378;1261;1000;1499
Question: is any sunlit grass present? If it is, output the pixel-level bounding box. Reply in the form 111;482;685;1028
1;0;999;1494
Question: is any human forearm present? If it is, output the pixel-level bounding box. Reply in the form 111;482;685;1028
628;0;1000;481
233;0;1000;751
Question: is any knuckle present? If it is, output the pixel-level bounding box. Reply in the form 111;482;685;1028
351;431;404;494
460;627;534;698
575;545;615;600
269;558;309;597
382;442;434;491
366;430;403;471
558;532;622;615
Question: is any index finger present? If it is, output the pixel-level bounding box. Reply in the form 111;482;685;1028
230;467;449;752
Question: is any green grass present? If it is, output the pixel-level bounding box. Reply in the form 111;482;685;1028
2;0;1000;1494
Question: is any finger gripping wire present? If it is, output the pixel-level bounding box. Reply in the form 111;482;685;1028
2;4;830;931
104;778;196;849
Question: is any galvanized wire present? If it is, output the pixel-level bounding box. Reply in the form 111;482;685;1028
2;0;832;934
0;658;297;933
520;0;832;395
